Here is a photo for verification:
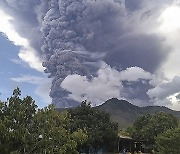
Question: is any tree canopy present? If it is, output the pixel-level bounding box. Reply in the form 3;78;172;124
0;89;118;154
0;88;87;154
128;112;178;144
67;101;118;153
156;126;180;154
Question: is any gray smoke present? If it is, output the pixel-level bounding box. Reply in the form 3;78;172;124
0;0;176;108
40;0;128;107
39;0;170;107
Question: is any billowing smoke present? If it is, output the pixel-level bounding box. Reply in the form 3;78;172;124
39;0;169;107
1;0;180;108
40;0;129;107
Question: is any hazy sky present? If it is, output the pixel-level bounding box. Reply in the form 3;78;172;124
0;0;180;110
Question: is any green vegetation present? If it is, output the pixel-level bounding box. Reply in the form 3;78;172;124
128;112;178;144
0;88;87;154
68;101;118;153
1;88;180;153
0;88;118;154
156;127;180;154
125;112;179;153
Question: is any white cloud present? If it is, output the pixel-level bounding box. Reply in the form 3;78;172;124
0;10;44;72
157;5;180;79
10;58;22;65
159;6;180;33
61;62;154;106
61;62;180;110
61;63;122;106
119;67;153;82
166;92;180;111
11;75;52;105
10;58;30;67
18;48;44;72
147;76;180;109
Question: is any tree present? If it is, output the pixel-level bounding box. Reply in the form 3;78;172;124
31;105;87;154
67;101;118;153
156;127;180;154
0;88;87;154
128;112;178;144
0;88;37;153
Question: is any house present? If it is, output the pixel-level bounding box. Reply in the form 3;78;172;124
118;135;150;153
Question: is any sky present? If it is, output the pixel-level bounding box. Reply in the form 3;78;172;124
0;33;51;108
0;0;180;110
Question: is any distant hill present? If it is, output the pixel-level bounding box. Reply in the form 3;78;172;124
96;98;180;128
56;98;180;129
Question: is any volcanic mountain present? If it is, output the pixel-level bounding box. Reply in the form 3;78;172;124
96;98;180;128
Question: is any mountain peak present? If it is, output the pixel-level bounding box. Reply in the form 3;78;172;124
97;98;180;128
100;98;139;111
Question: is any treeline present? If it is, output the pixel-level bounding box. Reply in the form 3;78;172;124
0;88;118;154
124;110;180;153
1;88;180;154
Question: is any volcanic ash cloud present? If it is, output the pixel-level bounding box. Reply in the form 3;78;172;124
0;0;176;108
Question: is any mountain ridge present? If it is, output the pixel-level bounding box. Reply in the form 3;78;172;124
96;98;180;128
56;98;180;128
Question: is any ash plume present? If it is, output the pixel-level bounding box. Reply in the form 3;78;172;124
0;0;177;108
40;0;169;107
40;0;128;107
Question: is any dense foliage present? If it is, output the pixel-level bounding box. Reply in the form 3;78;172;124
67;101;118;153
156;127;180;154
4;88;179;153
128;112;178;144
0;88;87;154
0;89;118;154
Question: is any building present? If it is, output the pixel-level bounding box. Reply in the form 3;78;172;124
118;135;150;153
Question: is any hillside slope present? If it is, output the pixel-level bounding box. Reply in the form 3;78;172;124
96;98;180;128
